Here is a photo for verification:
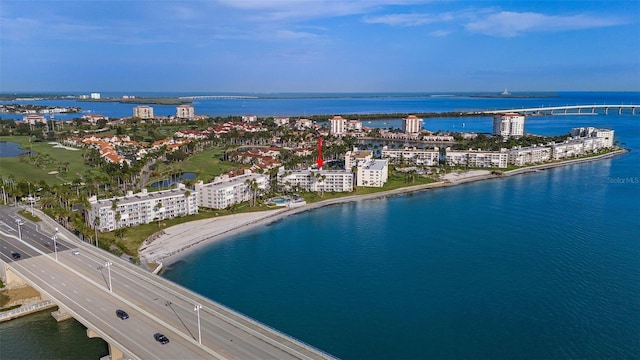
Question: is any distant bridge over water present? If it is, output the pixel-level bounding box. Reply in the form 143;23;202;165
179;95;258;100
481;104;639;115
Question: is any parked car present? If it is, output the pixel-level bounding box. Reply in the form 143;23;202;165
72;250;80;255
154;333;169;344
116;309;129;320
11;252;21;259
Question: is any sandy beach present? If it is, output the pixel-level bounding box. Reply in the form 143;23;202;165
140;149;627;268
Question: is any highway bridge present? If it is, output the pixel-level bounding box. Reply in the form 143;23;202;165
178;95;258;100
0;206;335;360
480;104;639;115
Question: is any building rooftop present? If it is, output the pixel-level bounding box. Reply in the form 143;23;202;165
91;187;191;206
198;173;265;191
362;159;388;171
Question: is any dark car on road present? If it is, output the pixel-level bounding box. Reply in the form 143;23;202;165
154;333;169;344
116;309;129;320
11;252;21;259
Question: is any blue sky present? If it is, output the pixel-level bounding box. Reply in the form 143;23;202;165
1;0;639;93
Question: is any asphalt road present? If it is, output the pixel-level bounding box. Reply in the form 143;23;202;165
0;206;334;360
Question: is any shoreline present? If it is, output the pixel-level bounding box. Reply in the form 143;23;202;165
143;149;628;269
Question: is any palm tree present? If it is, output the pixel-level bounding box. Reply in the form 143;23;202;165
184;190;191;213
244;178;259;207
93;216;100;248
154;202;164;228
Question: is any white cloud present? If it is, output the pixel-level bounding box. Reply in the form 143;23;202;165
215;0;427;21
465;11;624;37
274;29;319;40
363;13;435;27
428;29;451;37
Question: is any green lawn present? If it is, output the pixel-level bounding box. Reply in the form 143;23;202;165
149;148;239;185
0;136;97;184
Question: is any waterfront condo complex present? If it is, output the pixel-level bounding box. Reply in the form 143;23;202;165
277;168;354;193
194;171;269;210
87;184;198;232
493;113;525;137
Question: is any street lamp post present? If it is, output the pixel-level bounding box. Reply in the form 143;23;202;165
27;182;34;216
52;227;59;262
105;261;113;293
16;219;24;240
194;303;202;344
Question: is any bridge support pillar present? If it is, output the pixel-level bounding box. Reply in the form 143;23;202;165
619;107;622;115
591;107;595;114
633;107;636;115
605;107;609;115
3;266;29;288
51;307;73;322
88;328;128;360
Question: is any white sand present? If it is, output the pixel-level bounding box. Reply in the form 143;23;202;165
138;209;288;263
442;170;492;182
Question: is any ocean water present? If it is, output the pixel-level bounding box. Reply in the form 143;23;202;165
1;92;639;359
2;91;639;119
163;143;640;359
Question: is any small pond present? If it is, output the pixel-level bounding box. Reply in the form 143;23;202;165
0;141;30;158
149;172;196;188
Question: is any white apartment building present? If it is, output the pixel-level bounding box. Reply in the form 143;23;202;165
21;114;47;125
87;184;198;232
344;148;373;169
445;148;509;168
346;120;363;131
381;146;440;166
550;133;613;160
90;93;101;99
402;115;424;134
579;136;607;153
550;141;585;160
277;168;353;193
493;113;525;137
329;116;346;136
176;105;195;119
570;127;614;147
133;106;154;119
357;159;388;187
508;146;552;166
242;114;257;123
274;117;290;126
194;172;269;209
296;118;313;130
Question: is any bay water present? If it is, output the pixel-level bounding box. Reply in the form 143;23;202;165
1;92;638;359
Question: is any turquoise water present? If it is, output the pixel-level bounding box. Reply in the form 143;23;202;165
1;92;639;359
163;151;640;358
2;91;639;119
